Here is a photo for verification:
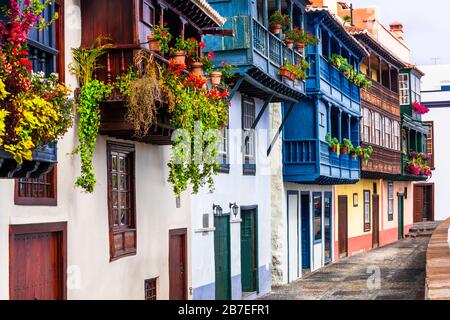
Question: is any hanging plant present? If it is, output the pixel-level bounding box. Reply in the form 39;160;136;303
162;61;229;196
115;50;167;138
70;37;112;192
0;0;73;164
73;80;111;193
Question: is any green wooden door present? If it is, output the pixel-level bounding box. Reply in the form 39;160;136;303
241;208;257;293
398;196;404;239
214;215;231;300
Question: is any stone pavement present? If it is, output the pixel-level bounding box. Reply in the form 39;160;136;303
261;237;430;300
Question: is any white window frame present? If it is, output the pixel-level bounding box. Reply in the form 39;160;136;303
388;182;394;221
399;73;410;105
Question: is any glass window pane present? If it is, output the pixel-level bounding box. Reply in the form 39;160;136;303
314;194;322;242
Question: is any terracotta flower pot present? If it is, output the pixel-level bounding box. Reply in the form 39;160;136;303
271;24;282;34
350;152;357;159
148;35;161;52
331;145;337;153
360;152;365;159
296;43;305;53
279;68;291;79
341;147;348;155
190;62;204;76
285;39;294;49
210;71;222;86
173;51;186;65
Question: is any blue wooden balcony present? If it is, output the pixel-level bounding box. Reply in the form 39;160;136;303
306;56;360;113
0;143;57;178
283;139;360;184
204;16;305;103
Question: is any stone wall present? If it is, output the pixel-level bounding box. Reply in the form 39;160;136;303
426;218;450;300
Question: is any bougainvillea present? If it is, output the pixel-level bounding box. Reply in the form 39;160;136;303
406;151;432;177
0;0;72;164
412;101;430;115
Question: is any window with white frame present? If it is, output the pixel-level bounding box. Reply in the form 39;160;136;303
399;73;410;105
388;182;394;221
217;126;229;170
394;121;400;151
362;108;371;143
374;113;381;145
242;97;256;168
384;118;392;149
411;74;421;103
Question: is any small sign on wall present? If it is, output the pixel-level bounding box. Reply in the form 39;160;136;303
353;193;358;207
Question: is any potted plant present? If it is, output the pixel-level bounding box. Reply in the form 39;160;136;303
269;11;291;34
285;28;320;52
326;133;341;156
342;139;354;156
171;37;197;65
361;146;373;164
148;24;172;54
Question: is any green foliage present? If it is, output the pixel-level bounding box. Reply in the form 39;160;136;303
269;11;291;27
329;54;372;89
281;60;310;80
285;28;320;46
73;80;111;193
172;37;197;54
69;36;112;87
150;24;172;54
163;65;229;197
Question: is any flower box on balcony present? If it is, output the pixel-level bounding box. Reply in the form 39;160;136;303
0;143;57;178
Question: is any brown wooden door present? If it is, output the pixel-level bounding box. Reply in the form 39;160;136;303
338;196;348;258
372;195;380;248
169;229;187;300
9;223;67;300
414;186;425;223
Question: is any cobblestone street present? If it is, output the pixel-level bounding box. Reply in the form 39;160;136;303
262;237;430;300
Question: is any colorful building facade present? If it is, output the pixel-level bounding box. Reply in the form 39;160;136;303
200;0;308;299
271;4;368;284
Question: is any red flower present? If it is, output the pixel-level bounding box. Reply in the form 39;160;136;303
199;42;206;49
219;90;229;98
20;58;32;70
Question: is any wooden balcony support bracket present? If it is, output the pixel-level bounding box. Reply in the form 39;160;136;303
267;101;296;157
227;76;245;102
251;94;274;130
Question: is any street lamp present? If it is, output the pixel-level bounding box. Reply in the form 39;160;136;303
213;204;223;216
229;203;239;218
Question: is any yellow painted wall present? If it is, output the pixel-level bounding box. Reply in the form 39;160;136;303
334;180;381;242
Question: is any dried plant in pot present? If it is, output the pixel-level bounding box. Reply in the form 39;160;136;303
116;50;165;138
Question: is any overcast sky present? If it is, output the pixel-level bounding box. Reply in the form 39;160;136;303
352;0;450;66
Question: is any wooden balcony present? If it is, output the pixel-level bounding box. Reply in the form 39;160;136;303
0;144;56;179
283;139;360;184
307;56;361;114
96;46;174;145
204;16;306;102
361;143;402;179
361;80;400;116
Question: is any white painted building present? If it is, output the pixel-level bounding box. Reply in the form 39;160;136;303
0;0;232;301
420;64;450;221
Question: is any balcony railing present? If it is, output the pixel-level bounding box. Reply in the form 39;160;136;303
252;19;302;67
283;139;360;183
317;56;360;103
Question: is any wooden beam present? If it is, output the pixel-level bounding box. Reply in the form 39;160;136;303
251;94;274;130
267;101;296;156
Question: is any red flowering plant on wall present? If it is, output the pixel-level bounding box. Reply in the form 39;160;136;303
412;101;430;115
0;0;73;164
161;54;229;196
405;151;432;177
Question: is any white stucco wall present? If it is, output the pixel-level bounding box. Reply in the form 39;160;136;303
420;64;450;221
190;93;272;299
0;0;192;300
